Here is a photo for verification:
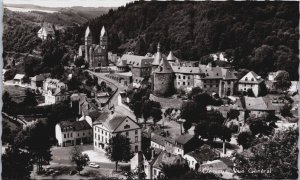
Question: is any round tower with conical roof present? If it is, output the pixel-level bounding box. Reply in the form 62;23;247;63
153;58;174;97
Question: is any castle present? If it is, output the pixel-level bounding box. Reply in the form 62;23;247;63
116;43;238;98
78;26;108;70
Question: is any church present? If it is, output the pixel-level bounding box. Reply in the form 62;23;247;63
78;26;108;70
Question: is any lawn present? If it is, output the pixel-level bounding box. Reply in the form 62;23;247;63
150;94;183;109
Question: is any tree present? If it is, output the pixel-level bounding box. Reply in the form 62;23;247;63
142;100;152;126
247;115;277;136
105;134;133;171
185;170;219;179
234;129;298;179
71;146;90;174
218;125;232;154
274;70;291;92
161;158;190;179
194;121;208;140
14;121;52;173
22;89;38;106
237;131;254;151
280;103;292;117
151;107;162;125
133;101;143;123
183;121;192;133
227;109;240;120
2;146;33;179
74;56;85;67
2;91;16;114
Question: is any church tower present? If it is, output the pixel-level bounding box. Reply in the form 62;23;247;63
84;26;92;64
99;26;108;66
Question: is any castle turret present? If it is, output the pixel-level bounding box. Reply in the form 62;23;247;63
85;26;92;64
152;43;162;71
167;51;176;62
153;58;174;97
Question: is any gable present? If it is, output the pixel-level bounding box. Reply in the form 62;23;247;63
114;117;140;132
239;71;262;83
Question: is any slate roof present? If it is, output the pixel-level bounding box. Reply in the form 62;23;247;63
93;111;111;125
151;133;166;146
102;116;131;132
59;120;91;131
175;133;193;145
154;58;173;74
239;71;264;84
244;96;274;111
167;51;177;61
120;54;153;68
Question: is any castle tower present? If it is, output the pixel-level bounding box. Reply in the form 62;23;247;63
85;26;92;64
153;58;174;97
99;26;108;67
152;43;162;72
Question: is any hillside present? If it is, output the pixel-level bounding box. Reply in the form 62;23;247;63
83;1;298;79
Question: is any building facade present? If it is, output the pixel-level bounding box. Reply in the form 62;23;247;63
238;71;264;97
93;115;142;153
55;120;93;147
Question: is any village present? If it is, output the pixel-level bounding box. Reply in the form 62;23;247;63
2;21;298;179
2;1;299;180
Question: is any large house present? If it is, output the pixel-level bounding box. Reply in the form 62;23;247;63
44;89;70;105
243;96;275;118
30;74;45;89
78;26;108;70
13;74;25;85
55;119;93;147
93;114;142;153
238;71;264;97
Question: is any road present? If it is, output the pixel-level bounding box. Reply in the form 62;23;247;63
87;70;136;120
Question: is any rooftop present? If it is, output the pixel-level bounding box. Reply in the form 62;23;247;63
175;133;193;145
59;120;91;131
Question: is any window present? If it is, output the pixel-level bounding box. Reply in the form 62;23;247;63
135;145;138;152
204;85;206;88
67;134;69;138
124;124;130;129
126;132;129;136
135;136;138;143
78;133;79;136
64;134;66;138
95;142;96;146
178;75;181;79
105;132;107;136
83;133;85;136
251;78;254;81
183;82;185;85
70;133;72;138
154;169;157;175
102;137;103;142
245;77;248;81
183;76;186;79
178;82;180;85
135;130;138;135
188;82;190;86
98;135;100;140
101;130;103;134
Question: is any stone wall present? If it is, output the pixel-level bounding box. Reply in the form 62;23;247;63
153;73;174;97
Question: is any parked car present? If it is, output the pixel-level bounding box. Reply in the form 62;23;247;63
89;163;100;168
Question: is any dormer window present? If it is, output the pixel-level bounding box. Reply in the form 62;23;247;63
251;78;254;81
245;77;248;81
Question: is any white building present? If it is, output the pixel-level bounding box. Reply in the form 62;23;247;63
44;89;70;105
37;24;55;40
43;78;68;93
238;71;264;97
150;133;165;150
13;74;25;85
93;115;142;153
55;119;92;147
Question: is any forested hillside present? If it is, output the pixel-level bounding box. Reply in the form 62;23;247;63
83;1;298;79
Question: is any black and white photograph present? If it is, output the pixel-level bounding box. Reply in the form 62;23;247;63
1;0;299;179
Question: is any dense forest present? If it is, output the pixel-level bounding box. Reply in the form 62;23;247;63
3;2;299;80
80;1;298;79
